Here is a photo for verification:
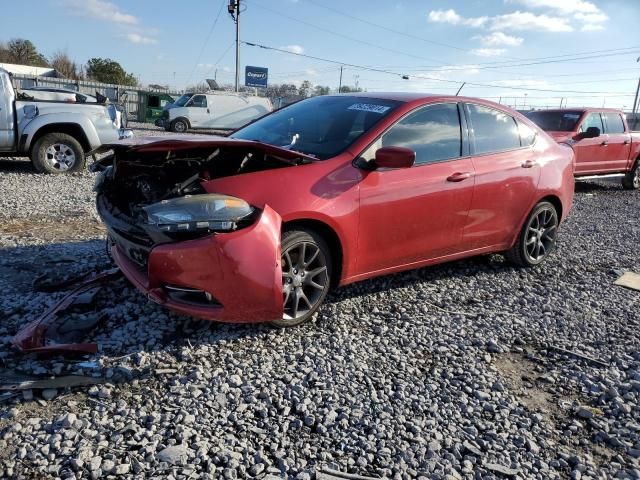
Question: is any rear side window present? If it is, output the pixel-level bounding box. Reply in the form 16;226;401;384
467;104;520;154
518;120;537;146
381;103;461;165
603;113;625;134
579;113;603;134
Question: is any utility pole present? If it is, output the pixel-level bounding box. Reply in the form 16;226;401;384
228;0;241;92
632;57;640;115
338;65;343;93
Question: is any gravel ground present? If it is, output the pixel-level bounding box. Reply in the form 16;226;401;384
0;124;639;479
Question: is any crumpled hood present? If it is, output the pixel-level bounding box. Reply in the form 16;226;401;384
104;135;318;163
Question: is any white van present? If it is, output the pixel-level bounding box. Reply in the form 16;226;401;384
156;91;272;132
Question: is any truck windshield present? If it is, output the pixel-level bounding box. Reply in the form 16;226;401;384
173;94;194;107
231;96;402;159
526;110;582;132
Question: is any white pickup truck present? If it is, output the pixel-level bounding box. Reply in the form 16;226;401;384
0;68;132;174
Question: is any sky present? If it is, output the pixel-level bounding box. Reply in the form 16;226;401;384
1;0;639;109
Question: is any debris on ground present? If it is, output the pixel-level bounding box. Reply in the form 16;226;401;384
614;271;640;291
11;268;120;354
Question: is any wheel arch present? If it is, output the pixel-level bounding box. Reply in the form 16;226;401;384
281;218;343;288
171;117;191;129
29;123;91;154
539;194;563;221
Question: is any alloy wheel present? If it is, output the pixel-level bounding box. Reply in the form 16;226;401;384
524;206;558;263
45;143;76;172
281;241;329;320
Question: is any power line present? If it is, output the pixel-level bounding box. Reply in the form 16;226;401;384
301;0;471;54
186;0;226;85
242;41;635;95
247;0;446;67
202;41;236;81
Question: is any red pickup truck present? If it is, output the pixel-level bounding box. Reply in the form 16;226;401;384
526;108;640;190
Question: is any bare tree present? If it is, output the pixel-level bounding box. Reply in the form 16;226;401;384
50;50;80;79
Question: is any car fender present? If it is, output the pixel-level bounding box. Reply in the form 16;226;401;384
21;112;101;151
145;204;284;322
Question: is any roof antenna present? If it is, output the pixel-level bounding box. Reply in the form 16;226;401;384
455;82;466;96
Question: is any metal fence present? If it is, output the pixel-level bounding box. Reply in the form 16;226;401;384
10;74;182;122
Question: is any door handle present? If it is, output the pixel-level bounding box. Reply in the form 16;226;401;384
623;139;630;145
446;172;472;182
600;141;608;146
207;108;210;113
521;159;537;168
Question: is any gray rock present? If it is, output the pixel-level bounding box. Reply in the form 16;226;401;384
157;445;191;465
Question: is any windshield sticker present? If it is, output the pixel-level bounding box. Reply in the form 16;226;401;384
347;103;391;114
563;114;580;119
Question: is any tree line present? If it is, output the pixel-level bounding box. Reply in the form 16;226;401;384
184;79;362;100
0;38;138;86
1;37;364;95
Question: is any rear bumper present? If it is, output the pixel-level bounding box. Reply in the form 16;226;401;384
102;202;283;323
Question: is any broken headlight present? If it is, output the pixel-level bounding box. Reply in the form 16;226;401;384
143;194;254;233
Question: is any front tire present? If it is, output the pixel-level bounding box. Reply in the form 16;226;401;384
622;161;639;190
170;119;188;133
271;229;332;328
31;133;85;174
506;201;559;267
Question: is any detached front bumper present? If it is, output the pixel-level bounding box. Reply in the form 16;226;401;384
99;198;283;323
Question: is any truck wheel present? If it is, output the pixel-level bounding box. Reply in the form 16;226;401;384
622;161;639;190
31;133;85;174
170;119;188;133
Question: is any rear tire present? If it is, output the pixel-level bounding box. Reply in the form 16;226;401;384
271;229;332;328
622;161;639;190
506;201;558;267
31;133;85;174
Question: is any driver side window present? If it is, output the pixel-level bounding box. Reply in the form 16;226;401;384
189;95;208;108
379;103;462;165
579;113;603;134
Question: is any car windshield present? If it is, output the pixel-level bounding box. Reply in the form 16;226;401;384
231;96;402;159
174;94;194;107
526;110;582;132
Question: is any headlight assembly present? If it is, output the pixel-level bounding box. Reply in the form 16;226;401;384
144;194;254;233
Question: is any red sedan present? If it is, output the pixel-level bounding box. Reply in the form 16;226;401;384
96;93;574;327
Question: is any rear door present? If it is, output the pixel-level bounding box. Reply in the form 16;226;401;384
461;103;540;250
357;102;475;274
573;112;608;174
602;112;632;172
186;94;210;128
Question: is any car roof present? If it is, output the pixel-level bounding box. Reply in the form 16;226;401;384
529;108;624;114
326;92;513;109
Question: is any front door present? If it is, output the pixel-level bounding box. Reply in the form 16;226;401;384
573;112;609;174
357;103;474;275
186;94;210;128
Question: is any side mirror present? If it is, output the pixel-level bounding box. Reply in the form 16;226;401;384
581;126;600;139
374;146;415;169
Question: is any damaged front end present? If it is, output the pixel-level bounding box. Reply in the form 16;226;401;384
94;138;292;322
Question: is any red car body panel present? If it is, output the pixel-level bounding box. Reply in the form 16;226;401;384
112;205;283;322
530;108;640;176
99;94;575;322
